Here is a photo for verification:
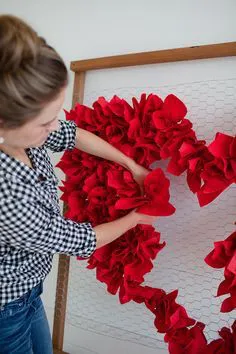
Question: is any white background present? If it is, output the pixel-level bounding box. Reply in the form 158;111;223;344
1;1;236;353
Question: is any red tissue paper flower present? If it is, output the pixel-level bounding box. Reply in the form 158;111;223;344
167;322;208;354
208;133;236;181
87;225;165;302
152;94;187;130
205;231;236;312
197;133;236;207
205;321;236;354
115;168;175;216
151;290;195;334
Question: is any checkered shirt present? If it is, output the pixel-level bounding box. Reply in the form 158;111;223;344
0;120;96;307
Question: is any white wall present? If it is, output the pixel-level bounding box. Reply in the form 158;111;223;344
1;1;236;353
2;0;236;113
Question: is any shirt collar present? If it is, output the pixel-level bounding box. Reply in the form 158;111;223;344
0;148;44;184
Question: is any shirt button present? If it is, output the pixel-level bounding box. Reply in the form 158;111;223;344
38;174;47;182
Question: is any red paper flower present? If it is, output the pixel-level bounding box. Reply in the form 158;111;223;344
86;225;165;301
118;281;165;306
153;290;195;333
115;168;175;216
197;133;236;206
167;322;207;354
197;158;232;206
159;120;195;161
127;94;159;139
205;232;236;312
167;139;208;177
152;94;187;130
208;133;236;180
205;321;236;354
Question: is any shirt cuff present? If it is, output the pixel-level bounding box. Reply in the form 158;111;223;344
75;222;97;258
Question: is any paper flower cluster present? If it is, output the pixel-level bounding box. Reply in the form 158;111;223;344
58;93;236;353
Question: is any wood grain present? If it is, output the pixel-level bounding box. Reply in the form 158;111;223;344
53;349;69;354
52;254;70;351
70;42;236;72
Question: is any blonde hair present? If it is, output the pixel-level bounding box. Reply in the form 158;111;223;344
0;15;68;128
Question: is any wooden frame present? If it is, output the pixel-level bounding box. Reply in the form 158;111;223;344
52;41;236;354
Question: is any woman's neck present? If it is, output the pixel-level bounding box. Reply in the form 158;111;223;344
0;145;33;169
0;145;26;159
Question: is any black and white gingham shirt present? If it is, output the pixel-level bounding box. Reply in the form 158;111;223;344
0;120;96;307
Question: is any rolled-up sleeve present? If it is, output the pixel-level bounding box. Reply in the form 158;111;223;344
44;119;77;152
0;197;96;258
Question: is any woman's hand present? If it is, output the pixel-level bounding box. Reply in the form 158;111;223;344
94;209;157;248
128;209;157;226
126;159;150;195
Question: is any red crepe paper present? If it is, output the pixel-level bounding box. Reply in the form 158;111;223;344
167;322;208;354
58;93;236;353
87;225;165;301
115;168;175;216
205;232;236;313
205;321;236;354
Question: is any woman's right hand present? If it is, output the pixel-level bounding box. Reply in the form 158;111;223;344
128;209;158;227
94;209;158;249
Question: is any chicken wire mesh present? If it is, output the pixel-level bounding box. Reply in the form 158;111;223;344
63;59;236;352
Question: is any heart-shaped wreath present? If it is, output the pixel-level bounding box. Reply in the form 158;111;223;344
57;94;236;354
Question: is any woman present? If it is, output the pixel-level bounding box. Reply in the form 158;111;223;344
0;15;157;354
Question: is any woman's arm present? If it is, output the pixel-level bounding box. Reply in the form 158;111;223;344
75;128;137;171
75;128;133;169
0;198;156;257
94;210;156;249
75;128;150;190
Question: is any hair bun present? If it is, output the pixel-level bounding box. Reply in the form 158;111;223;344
0;15;41;73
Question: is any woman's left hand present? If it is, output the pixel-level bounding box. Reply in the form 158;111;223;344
126;160;150;195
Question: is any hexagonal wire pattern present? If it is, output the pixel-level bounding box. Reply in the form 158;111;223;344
64;60;236;351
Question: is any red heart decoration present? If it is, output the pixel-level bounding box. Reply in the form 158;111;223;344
57;93;236;353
